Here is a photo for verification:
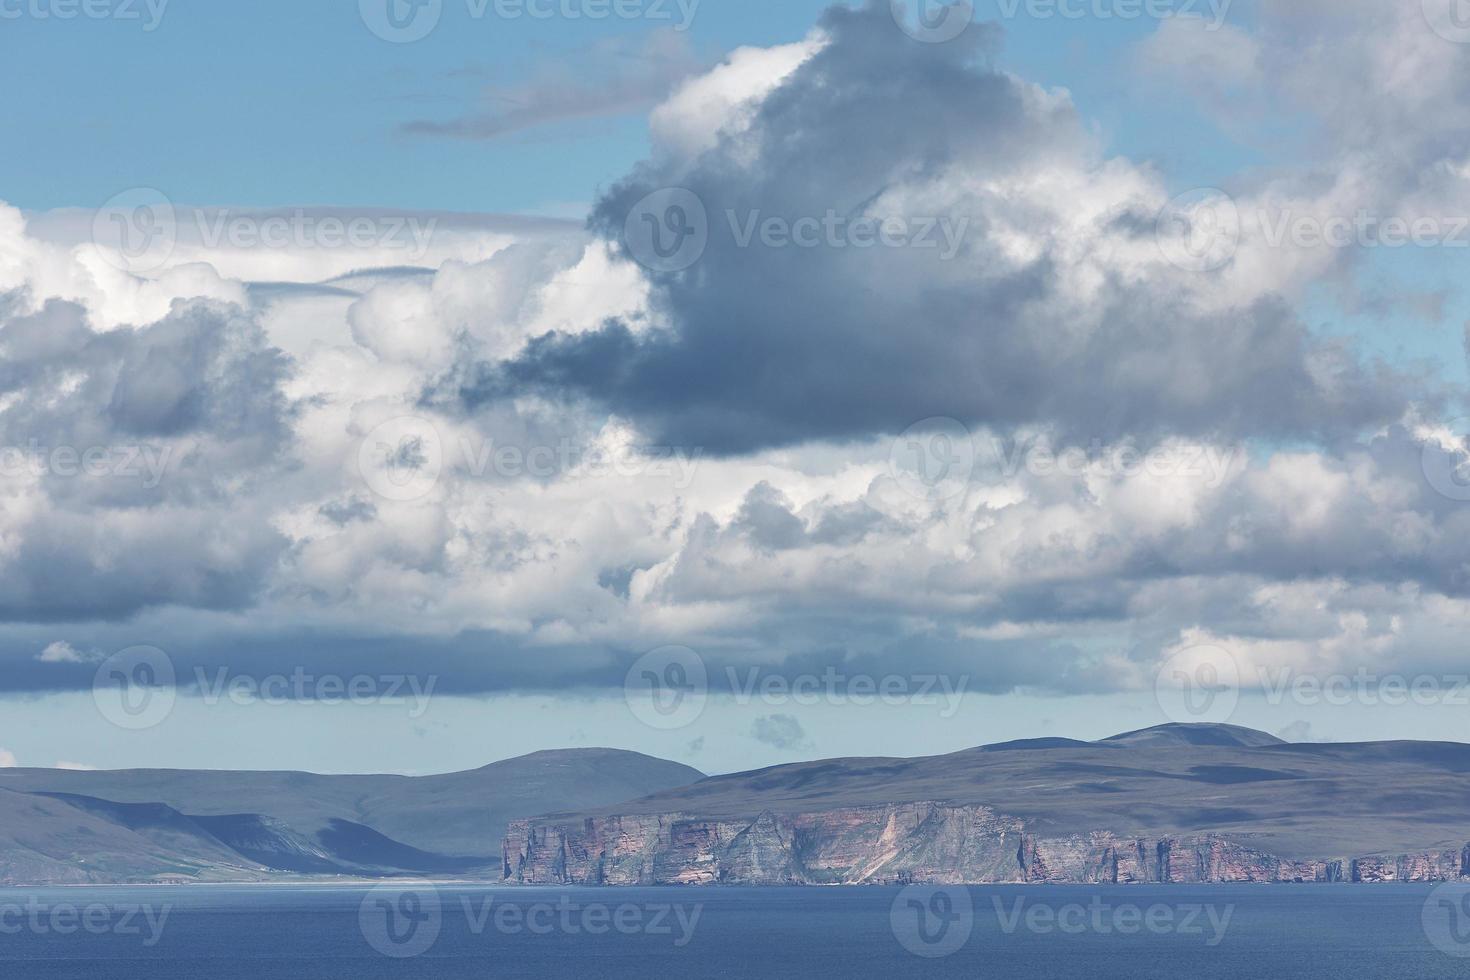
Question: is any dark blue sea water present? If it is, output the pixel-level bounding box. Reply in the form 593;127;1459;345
2;883;1468;978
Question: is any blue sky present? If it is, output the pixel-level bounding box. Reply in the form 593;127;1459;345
1;0;1260;213
3;0;832;212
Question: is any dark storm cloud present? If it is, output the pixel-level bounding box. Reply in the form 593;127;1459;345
455;1;1413;454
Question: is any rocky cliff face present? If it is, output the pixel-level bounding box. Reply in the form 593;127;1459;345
502;803;1470;886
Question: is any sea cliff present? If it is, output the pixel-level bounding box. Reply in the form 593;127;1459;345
503;802;1470;886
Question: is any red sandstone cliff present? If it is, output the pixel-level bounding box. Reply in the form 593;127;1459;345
503;802;1470;886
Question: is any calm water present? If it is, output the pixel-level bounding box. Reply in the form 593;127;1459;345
1;883;1467;978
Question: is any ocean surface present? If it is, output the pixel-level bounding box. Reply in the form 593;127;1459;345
2;883;1468;978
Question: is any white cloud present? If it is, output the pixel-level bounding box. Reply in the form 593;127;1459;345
650;36;823;162
37;641;89;664
1138;0;1470;309
0;7;1462;706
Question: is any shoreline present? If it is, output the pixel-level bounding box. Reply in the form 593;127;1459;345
5;878;1466;890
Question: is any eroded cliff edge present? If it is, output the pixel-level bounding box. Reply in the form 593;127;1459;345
501;724;1470;886
503;802;1470;885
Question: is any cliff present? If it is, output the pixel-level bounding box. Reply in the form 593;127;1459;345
503;802;1470;886
501;724;1470;886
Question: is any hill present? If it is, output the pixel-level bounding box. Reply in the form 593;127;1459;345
504;724;1470;886
0;749;702;884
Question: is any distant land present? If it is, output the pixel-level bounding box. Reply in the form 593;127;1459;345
507;724;1470;886
0;749;700;885
7;724;1470;886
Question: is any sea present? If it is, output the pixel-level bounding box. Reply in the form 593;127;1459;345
1;882;1468;978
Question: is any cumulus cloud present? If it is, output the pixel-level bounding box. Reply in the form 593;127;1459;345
0;749;16;768
1139;0;1470;312
0;294;292;621
648;36;821;162
37;641;88;664
0;1;1465;712
457;1;1414;456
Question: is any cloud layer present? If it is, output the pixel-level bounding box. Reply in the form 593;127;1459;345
1;1;1468;710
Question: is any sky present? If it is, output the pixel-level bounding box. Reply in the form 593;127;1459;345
3;0;1470;775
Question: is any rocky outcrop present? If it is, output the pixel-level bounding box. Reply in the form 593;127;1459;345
504;803;1026;885
503;803;1470;886
1348;848;1469;883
